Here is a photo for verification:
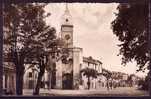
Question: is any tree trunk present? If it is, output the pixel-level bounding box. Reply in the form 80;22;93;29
33;71;44;95
107;78;109;91
0;2;3;95
87;77;90;90
16;66;24;95
15;52;25;95
33;58;45;95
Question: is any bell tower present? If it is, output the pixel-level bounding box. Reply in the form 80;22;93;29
55;4;82;90
60;4;74;89
61;4;73;48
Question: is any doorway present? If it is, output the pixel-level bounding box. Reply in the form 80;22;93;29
62;73;73;89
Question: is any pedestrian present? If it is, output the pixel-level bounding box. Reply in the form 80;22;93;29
87;81;90;90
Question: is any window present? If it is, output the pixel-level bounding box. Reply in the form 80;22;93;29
29;72;32;78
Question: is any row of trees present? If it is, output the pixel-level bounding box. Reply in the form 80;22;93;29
3;3;69;95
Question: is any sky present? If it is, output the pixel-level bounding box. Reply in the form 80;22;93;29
44;3;148;77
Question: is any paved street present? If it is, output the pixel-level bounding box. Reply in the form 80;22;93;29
23;87;149;96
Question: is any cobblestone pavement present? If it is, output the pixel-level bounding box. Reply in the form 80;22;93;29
23;87;149;96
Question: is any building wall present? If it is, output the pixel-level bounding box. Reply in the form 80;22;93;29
123;74;128;81
55;59;62;89
3;62;16;94
73;47;82;89
23;65;38;89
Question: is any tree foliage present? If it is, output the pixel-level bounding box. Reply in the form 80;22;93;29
3;3;58;95
111;2;149;72
80;67;98;78
80;67;98;89
4;3;71;95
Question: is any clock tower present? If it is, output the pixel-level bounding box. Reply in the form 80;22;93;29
61;4;73;48
55;4;82;89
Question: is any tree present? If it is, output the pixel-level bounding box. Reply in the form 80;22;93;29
138;75;149;90
30;26;58;95
3;3;57;95
80;67;98;89
111;2;149;72
31;39;69;94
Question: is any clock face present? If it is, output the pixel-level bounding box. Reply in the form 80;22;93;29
65;34;71;40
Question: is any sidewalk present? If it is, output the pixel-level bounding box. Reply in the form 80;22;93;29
23;87;149;96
